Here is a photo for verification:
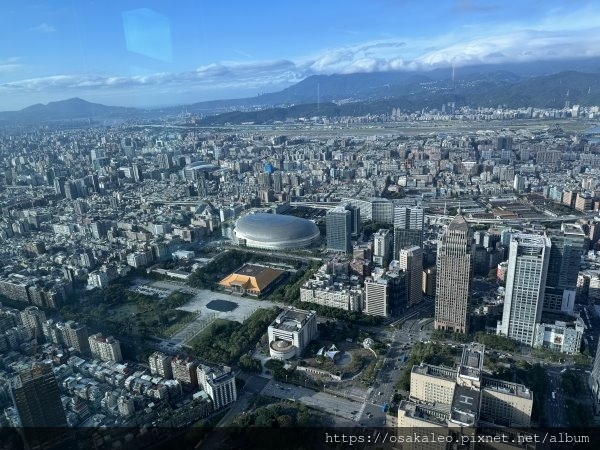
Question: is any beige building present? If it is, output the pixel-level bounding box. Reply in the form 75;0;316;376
399;343;534;447
435;215;472;333
88;333;122;362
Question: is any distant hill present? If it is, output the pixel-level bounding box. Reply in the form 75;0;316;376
3;58;600;124
0;97;143;123
197;70;600;125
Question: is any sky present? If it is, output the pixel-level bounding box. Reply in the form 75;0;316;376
1;0;600;110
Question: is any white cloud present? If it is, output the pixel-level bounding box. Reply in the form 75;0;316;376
30;23;57;33
4;8;600;100
0;57;22;74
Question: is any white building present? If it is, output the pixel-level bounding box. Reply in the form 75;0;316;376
300;281;363;311
149;351;172;379
373;229;392;267
268;308;317;360
364;277;389;317
197;364;237;410
497;234;551;346
88;333;123;362
533;319;584;354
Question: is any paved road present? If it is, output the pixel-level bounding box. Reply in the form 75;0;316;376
545;369;568;427
261;379;362;424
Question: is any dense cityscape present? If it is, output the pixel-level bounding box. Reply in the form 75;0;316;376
4;1;600;449
0;104;600;448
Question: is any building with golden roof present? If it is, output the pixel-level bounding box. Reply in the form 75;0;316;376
219;264;286;296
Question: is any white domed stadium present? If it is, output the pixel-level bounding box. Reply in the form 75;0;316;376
234;213;320;250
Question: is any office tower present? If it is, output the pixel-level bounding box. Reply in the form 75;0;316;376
326;206;352;253
422;267;436;297
149;351;173;379
373;229;392;266
435;215;472;333
364;277;389;317
399;246;423;307
497;234;551;346
88;333;123;362
371;198;394;224
393;206;424;259
11;363;71;450
63;321;90;354
197;364;237;410
544;230;585;314
348;204;361;237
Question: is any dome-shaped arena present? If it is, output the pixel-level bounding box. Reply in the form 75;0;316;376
234;213;320;250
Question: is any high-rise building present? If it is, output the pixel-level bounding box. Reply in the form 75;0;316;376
393;206;424;260
399;246;423;307
422;267;436;297
543;229;585;314
63;321;90;355
497;234;551;346
149;351;173;379
171;355;198;391
373;229;392;266
435;215;472;333
10;363;72;450
20;306;46;341
364;277;389;317
347;204;361;237
326;206;352;253
88;333;123;362
197;364;237;410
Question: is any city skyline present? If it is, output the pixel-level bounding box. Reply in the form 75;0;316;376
2;1;600;109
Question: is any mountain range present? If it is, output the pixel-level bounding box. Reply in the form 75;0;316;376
2;59;600;125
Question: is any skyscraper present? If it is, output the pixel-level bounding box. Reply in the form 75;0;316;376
497;234;551;346
326;206;352;253
544;230;585;314
393;206;424;260
399;246;423;307
11;363;71;450
435;215;472;333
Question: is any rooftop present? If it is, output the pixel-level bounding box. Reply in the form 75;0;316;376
412;363;457;381
482;377;532;400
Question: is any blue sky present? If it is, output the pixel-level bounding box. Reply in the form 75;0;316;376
1;0;600;109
